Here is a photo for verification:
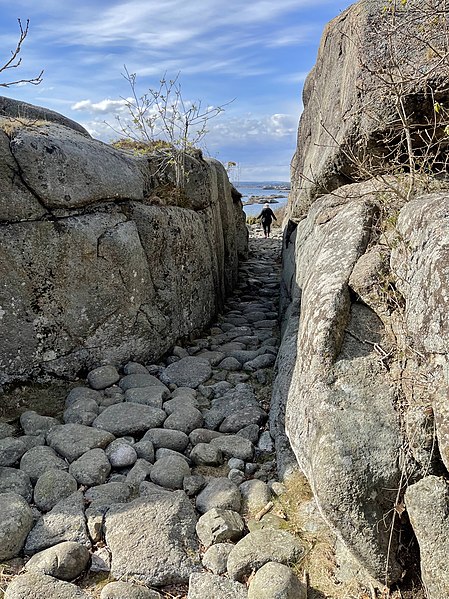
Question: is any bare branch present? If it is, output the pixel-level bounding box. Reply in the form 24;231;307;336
0;18;44;88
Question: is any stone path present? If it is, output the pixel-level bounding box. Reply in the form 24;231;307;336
0;226;307;599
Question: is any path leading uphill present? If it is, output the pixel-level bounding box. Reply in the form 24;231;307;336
0;226;311;599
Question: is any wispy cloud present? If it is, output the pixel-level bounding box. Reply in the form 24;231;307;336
71;98;131;114
0;0;347;180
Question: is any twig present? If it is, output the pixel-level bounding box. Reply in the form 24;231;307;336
254;501;274;521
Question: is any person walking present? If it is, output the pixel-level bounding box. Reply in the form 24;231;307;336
258;203;277;238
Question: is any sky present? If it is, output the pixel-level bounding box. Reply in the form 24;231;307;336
0;0;353;182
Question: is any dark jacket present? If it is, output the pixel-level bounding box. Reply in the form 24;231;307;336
258;207;277;224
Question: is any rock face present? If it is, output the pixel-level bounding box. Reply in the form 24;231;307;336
289;0;449;219
0;97;247;385
405;476;449;599
275;0;449;590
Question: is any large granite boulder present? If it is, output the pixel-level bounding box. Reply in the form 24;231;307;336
274;182;403;584
290;0;449;218
0;100;247;386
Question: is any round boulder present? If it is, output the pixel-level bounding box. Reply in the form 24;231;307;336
34;470;78;512
248;561;306;599
0;492;34;560
25;541;90;580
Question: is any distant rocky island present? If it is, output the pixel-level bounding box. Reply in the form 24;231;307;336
262;184;290;190
242;194;287;206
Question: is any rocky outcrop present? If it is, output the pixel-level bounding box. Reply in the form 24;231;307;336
275;0;449;591
290;0;449;219
0;97;247;386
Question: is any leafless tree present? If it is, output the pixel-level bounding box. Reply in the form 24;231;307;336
0;19;43;88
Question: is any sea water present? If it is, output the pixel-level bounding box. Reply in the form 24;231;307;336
234;181;290;217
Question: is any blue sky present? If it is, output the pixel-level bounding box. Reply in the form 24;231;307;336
0;0;353;181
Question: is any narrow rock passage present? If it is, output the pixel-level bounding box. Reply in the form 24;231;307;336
1;226;309;599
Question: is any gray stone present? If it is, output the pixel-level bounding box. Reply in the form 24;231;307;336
119;374;166;391
247;513;287;533
0;437;27;466
19;434;46;451
0;466;33;502
236;425;260;444
134;440;155;463
105;492;200;585
93;403;166;436
89;547;111;573
202;543;233;575
257;431;274;453
34;470;78;512
172;387;197;398
65;387;102;407
196;508;244;546
25;541;90;580
228;458;245;471
20;445;68;483
164;406;204;435
105;438;137;468
190;428;223;445
143;428;189;452
218;357;242;371
126;459;152;488
248;562;306;599
227;529;304;581
239;480;272;516
0;422;16;439
405;476;449;599
210;435;254;461
87;365;120;390
100;582;162;599
20;411;60;436
161;357;212;388
228;469;245;486
98;393;124;408
46;424;115;462
25;492;90;555
253;320;277;329
183;474;207;497
4;571;91;598
63;404;98;426
197;351;226;366
0;492;33;560
173;345;190;359
163;396;198;414
196;478;242;514
187;572;247;599
123;361;150;375
84;482;133;512
219;406;267;434
155;447;190;463
125;386;169;408
243;354;276;371
69;448;111;486
245;462;258;476
190;443;223;466
64;397;99;416
139;481;173;497
150;455;190;490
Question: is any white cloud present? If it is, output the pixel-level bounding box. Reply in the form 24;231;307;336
71;98;132;114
